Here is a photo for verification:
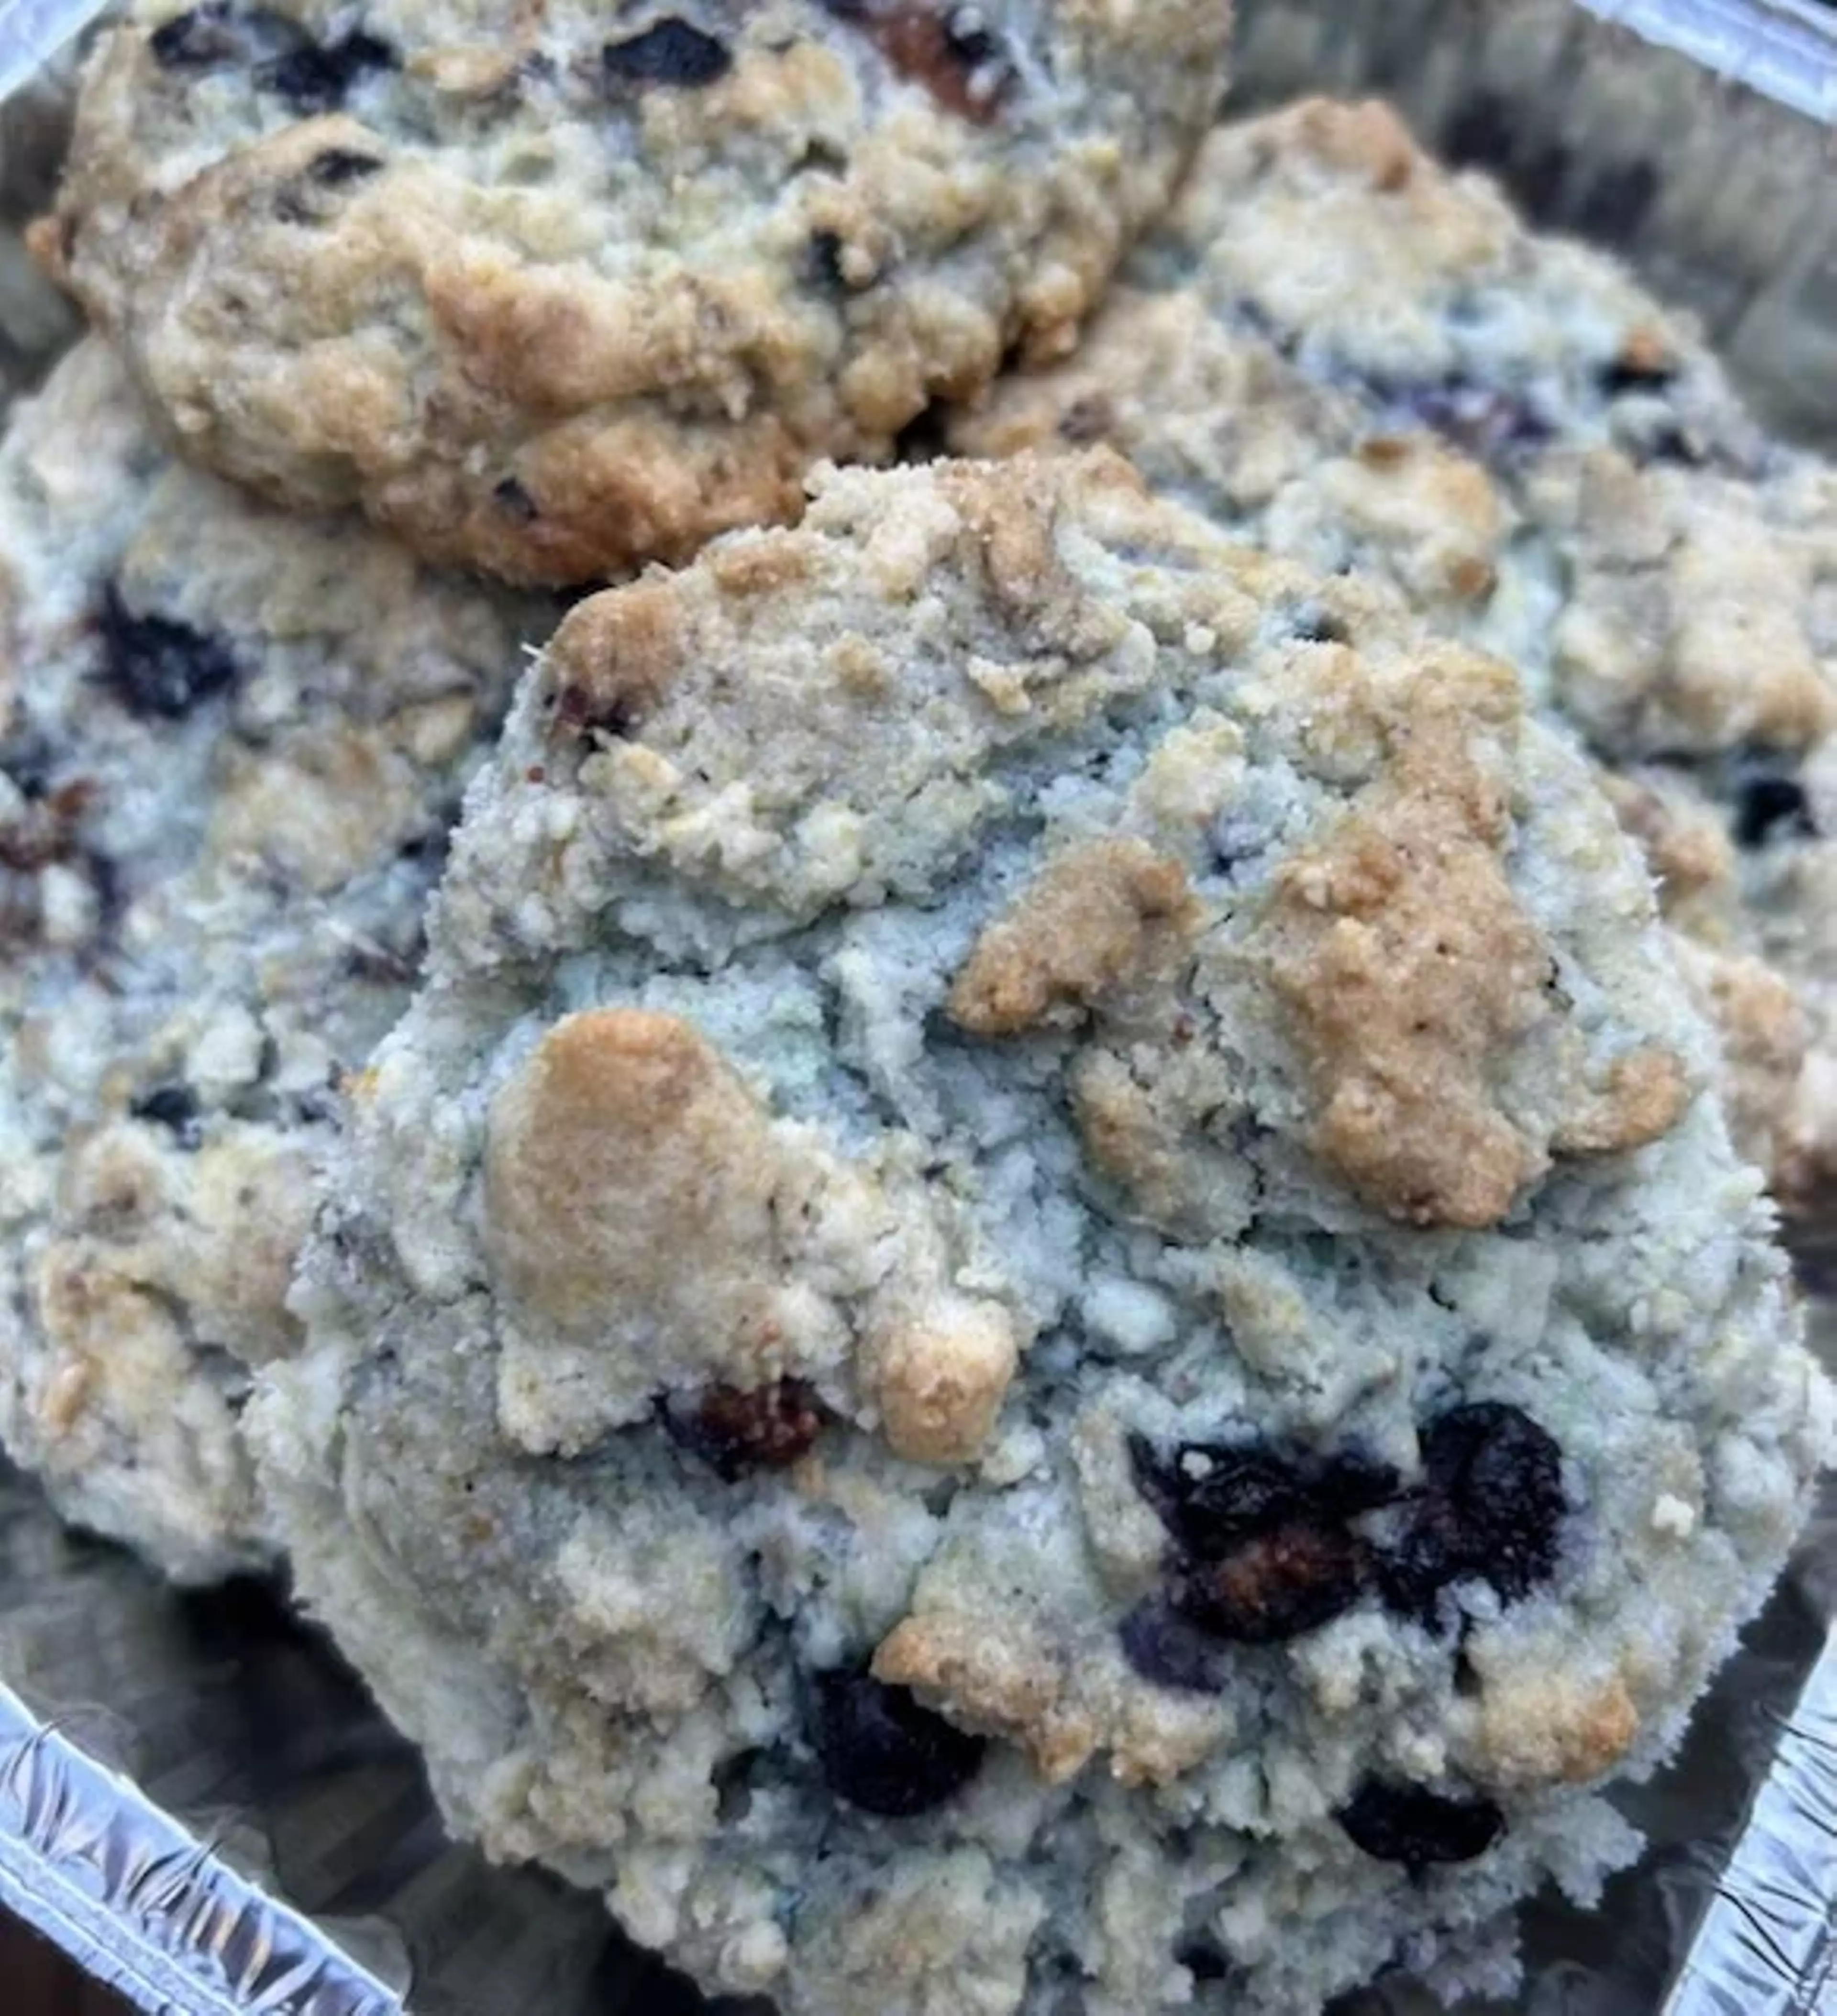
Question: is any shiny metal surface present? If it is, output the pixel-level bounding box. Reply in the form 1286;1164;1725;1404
3;2;1837;2010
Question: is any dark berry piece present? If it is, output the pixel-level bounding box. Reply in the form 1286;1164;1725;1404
493;476;540;524
1118;1597;1228;1694
813;1669;985;1816
808;231;852;294
828;1;1016;123
1734;773;1816;850
1171;1520;1366;1644
1056;395;1115;446
1376;1402;1565;1621
96;587;239;722
132;1084;200;1134
1337;1778;1505;1870
553;682;643;740
149;3;239;68
309;147;386;189
603;20;732;88
1130;1435;1304;1555
1176;1940;1231;1983
259;30;397;114
1316;1448;1404;1520
1288;604;1349;646
275;147;385;223
666;1379;826;1480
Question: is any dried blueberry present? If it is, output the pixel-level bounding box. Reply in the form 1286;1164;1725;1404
132;1084;200;1134
828;1;1016;123
808;230;851;294
1118;1597;1229;1694
1375;1402;1565;1620
1288;605;1349;646
1316;1448;1405;1520
1129;1435;1306;1554
149;3;242;68
665;1379;826;1480
492;476;540;524
1171;1521;1366;1644
260;29;397;114
276;147;385;223
97;587;239;721
813;1669;985;1816
1734;773;1816;850
603;20;732;88
1337;1777;1504;1870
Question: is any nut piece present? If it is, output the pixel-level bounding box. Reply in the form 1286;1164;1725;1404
874;1296;1019;1465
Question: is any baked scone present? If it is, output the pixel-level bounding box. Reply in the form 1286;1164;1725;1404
949;97;1837;1206
254;452;1830;2016
0;337;548;1582
38;0;1231;585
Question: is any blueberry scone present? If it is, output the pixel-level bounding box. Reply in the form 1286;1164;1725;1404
253;452;1830;2016
0;337;548;1583
948;97;1837;1207
38;0;1230;586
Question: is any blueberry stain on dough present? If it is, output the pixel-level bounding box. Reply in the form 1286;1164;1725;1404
96;587;240;722
1373;1402;1565;1621
1394;377;1550;463
813;1669;985;1816
1337;1778;1505;1870
1118;1597;1229;1694
602;21;733;89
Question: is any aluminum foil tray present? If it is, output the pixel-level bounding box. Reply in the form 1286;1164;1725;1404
4;1;1837;2010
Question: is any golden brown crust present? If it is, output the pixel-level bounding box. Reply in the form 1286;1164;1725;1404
1257;650;1552;1227
1476;1667;1640;1789
871;1299;1020;1466
485;1008;785;1343
948;838;1196;1035
57;0;1230;583
873;1612;1096;1782
1551;1047;1689;1157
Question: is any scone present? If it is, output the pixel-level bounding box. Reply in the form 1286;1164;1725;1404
253;453;1830;2016
0;337;549;1582
38;0;1231;585
949;97;1837;1208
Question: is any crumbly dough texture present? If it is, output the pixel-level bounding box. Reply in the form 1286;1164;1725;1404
44;0;1230;584
0;337;547;1581
948;97;1837;1204
256;452;1830;2016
